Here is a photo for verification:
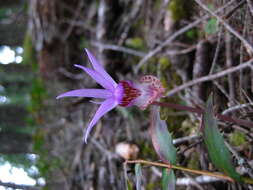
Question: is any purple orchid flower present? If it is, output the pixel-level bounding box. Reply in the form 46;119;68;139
57;49;165;143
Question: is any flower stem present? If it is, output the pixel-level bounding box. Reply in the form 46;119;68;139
152;101;253;128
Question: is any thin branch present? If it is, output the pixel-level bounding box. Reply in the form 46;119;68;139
91;41;146;57
125;159;234;182
134;0;236;73
224;0;246;19
152;101;253;128
165;45;197;55
182;172;205;190
118;0;143;45
148;0;171;47
225;32;236;104
194;0;253;55
177;176;226;185
96;0;106;55
222;103;253;115
246;0;253;16
91;138;118;159
173;135;200;145
126;160;253;184
166;58;253;97
58;68;85;80
58;19;95;32
209;29;223;74
213;81;240;107
239;9;249;100
92;41;197;57
61;1;84;41
150;168;228;185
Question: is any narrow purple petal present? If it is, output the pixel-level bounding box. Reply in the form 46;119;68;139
56;89;112;99
74;64;115;91
84;97;118;143
85;49;117;88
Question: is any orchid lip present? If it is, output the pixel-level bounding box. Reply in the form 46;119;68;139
118;80;141;107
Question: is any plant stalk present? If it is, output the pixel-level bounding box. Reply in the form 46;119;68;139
152;101;253;128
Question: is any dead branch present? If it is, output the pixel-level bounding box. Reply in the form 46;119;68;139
194;0;253;55
166;58;253;97
134;0;237;73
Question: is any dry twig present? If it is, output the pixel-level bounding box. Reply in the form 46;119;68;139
194;0;253;55
166;58;253;97
246;0;253;16
134;0;237;73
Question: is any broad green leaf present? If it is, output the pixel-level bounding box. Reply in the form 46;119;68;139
203;95;242;182
150;106;177;165
162;168;176;190
135;163;142;190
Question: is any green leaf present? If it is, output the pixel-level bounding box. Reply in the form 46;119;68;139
125;37;145;50
203;95;242;182
162;168;176;190
126;180;134;190
186;28;198;40
150;106;177;165
135;163;142;190
204;18;218;35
